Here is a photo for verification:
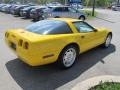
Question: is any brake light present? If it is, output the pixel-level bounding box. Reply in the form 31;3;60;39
19;39;23;46
24;42;29;49
5;32;9;38
5;32;7;37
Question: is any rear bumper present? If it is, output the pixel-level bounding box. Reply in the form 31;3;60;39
30;13;39;19
5;38;56;66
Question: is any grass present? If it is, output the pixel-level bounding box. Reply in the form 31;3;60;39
89;81;120;90
80;10;97;19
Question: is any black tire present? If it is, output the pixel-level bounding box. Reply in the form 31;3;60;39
57;45;79;69
33;18;37;21
79;16;85;21
39;16;44;21
102;34;112;48
55;16;60;18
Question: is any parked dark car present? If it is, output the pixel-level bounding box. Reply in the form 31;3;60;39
0;4;6;12
0;4;7;12
30;6;47;21
4;4;13;13
10;5;20;14
20;6;38;18
13;5;30;16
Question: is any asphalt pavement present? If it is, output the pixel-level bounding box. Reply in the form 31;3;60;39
0;9;120;90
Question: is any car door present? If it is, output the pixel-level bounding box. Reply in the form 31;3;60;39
68;7;79;18
61;7;71;18
73;21;103;52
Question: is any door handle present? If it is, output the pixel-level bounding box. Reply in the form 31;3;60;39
81;36;85;38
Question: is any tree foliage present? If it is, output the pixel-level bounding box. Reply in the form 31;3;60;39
1;0;118;7
83;0;117;7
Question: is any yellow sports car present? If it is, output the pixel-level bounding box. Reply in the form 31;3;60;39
5;18;112;68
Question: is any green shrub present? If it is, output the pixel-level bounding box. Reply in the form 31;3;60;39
89;81;120;90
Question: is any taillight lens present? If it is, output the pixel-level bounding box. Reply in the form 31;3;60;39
19;39;23;46
5;32;9;38
24;42;29;49
5;32;7;37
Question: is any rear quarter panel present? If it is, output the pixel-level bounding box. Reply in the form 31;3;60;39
30;34;81;64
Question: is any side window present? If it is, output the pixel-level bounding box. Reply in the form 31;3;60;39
48;23;73;34
63;7;69;12
73;22;94;33
68;7;76;13
53;7;63;12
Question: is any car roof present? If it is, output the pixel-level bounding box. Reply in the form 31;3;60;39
35;6;47;9
49;18;81;22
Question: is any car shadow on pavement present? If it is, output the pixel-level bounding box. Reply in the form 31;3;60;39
14;15;20;17
21;17;31;20
6;44;116;90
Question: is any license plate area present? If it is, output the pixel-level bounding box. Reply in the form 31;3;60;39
10;42;16;50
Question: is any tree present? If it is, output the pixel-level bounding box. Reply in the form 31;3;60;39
117;0;119;4
83;0;114;7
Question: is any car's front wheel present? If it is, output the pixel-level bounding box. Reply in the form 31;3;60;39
58;45;78;69
103;34;112;48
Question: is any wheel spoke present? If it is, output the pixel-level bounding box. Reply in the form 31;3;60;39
105;35;111;47
63;48;76;67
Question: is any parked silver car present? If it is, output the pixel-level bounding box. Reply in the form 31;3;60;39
44;6;86;21
112;5;120;11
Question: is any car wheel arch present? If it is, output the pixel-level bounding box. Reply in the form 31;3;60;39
102;32;112;48
56;43;80;69
108;32;112;37
105;32;112;40
79;15;85;19
59;43;80;58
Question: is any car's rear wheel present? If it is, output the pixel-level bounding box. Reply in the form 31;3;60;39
55;16;60;18
103;34;112;48
57;45;78;69
79;16;85;21
39;16;44;21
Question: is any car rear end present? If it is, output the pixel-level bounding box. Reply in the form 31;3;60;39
30;8;40;20
10;5;19;14
5;19;75;66
14;5;29;15
20;9;24;16
20;9;28;17
20;6;32;17
2;5;7;12
13;6;21;15
5;29;44;66
30;7;45;20
43;7;54;18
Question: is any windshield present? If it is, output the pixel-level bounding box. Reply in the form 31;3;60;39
26;20;72;35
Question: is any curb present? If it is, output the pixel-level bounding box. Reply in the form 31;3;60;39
72;75;120;90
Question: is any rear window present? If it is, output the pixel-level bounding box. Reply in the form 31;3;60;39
26;20;72;35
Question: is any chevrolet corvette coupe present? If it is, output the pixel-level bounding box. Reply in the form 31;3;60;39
5;18;112;68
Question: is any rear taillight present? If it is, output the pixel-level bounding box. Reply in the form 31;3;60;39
19;39;23;46
5;32;9;38
24;42;29;49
